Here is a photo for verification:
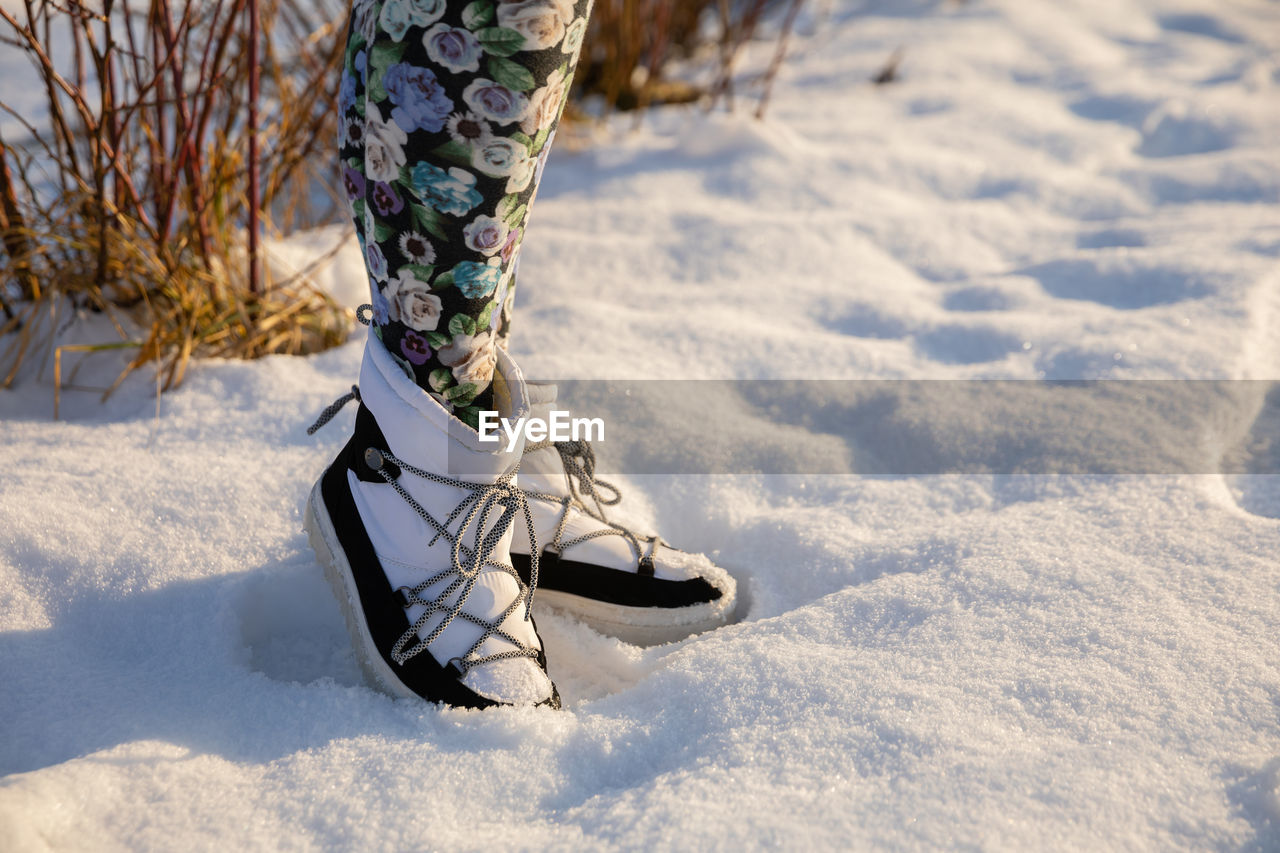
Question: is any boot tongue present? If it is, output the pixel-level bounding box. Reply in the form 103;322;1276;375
524;381;558;415
519;382;573;497
490;365;530;422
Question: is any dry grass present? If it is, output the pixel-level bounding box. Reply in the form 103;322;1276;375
0;0;350;406
572;0;805;115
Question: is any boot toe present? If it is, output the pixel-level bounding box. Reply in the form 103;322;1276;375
461;658;556;705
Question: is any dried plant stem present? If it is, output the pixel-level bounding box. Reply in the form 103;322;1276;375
248;0;262;296
0;136;40;304
756;0;804;119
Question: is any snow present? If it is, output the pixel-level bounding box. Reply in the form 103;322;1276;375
3;0;1280;848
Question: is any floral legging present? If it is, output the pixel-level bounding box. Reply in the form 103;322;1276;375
340;0;592;426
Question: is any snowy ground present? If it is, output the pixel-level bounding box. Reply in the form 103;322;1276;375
4;0;1280;849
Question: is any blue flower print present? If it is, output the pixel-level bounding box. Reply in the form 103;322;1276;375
379;0;412;42
340;68;358;115
453;261;502;299
411;163;482;217
383;63;453;135
367;241;389;282
354;49;367;86
371;281;391;325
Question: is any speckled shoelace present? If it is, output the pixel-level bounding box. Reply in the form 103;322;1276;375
522;437;663;576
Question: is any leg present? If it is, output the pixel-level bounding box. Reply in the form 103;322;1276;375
306;0;596;710
312;0;735;711
339;0;592;427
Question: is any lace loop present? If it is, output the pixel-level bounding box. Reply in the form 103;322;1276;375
523;438;664;573
306;386;361;435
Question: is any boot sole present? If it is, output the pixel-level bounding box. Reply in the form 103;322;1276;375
305;478;422;702
532;587;735;646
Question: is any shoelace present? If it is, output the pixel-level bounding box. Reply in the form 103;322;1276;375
370;447;540;671
308;326;541;675
523;437;663;575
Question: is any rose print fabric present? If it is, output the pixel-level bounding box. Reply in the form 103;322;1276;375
340;0;591;427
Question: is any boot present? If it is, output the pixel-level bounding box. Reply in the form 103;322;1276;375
305;332;558;708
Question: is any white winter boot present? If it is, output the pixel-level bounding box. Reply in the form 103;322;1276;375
305;331;557;708
509;382;737;645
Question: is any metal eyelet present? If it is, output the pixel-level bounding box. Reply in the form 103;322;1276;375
364;447;384;470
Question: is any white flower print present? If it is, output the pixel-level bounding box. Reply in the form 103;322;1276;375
352;0;378;45
379;0;446;42
471;136;532;178
364;104;408;183
342;116;365;151
438;330;497;387
423;23;483;74
384;269;444;332
446;111;493;147
496;0;575;52
462;215;510;257
561;16;587;55
521;65;569;135
398;231;436;265
407;0;447;25
505;156;536;193
462;79;530;126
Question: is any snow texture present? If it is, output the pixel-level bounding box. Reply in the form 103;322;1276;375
3;0;1280;849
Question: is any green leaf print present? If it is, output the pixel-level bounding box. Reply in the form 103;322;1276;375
448;314;477;337
411;204;449;241
476;300;495;330
476;27;526;58
374;220;396;243
445;383;479;407
433;269;455;291
496;193;520;221
389;352;417;382
502;202;527;229
457;406;482;430
531;126;551;155
510;131;535;154
404;263;436;282
461;0;494;30
345;34;367;64
430;140;475;168
368;41;408;103
487;56;536;93
428;368;453;392
426;332;451;350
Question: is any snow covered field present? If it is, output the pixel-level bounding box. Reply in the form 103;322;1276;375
3;0;1280;848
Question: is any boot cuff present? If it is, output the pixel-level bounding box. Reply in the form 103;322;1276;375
359;329;530;479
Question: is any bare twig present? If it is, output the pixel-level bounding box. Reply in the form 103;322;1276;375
756;0;804;119
0;135;41;302
248;0;261;296
872;48;904;85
